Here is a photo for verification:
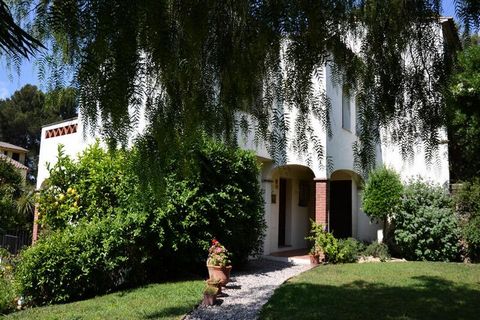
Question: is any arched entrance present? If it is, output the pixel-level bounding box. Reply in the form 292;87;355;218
264;164;315;254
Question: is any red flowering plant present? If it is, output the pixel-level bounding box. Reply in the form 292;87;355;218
207;239;231;267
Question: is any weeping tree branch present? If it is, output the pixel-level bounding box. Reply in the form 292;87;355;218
11;1;462;184
0;0;43;57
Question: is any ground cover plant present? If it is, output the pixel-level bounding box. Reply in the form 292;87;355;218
4;280;204;320
260;262;480;320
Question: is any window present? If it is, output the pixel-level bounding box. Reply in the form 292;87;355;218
355;104;361;136
342;91;351;131
12;152;19;161
298;181;310;207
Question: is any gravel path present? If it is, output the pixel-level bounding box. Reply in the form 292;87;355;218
185;259;312;320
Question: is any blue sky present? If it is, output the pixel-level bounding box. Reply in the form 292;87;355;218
0;0;458;99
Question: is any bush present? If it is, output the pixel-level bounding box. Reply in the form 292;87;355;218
362;166;403;236
336;238;366;263
306;222;364;263
0;248;15;314
19;139;265;305
393;179;460;261
363;242;390;261
453;179;480;262
0;278;15;314
0;160;28;230
15;213;153;305
38;144;147;229
454;178;480;218
148;140;265;268
463;215;480;262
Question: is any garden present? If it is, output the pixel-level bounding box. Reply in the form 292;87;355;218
0;138;265;317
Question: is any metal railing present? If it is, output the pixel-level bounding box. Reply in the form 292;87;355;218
0;229;31;254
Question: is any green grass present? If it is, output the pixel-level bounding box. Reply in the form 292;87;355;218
260;262;480;320
3;280;204;320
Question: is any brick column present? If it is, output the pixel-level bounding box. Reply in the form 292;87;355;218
32;204;39;244
314;179;329;229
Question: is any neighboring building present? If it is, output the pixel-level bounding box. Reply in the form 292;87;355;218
35;18;456;256
0;141;28;165
0;141;28;180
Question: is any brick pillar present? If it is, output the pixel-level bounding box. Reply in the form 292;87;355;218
32;204;39;244
314;179;329;229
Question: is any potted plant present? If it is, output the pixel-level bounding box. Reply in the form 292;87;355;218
206;239;232;286
206;278;222;295
202;285;219;306
305;220;330;265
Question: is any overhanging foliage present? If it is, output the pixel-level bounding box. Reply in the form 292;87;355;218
12;0;459;174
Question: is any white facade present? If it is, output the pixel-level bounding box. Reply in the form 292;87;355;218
36;19;454;256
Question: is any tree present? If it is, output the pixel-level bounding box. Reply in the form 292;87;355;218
362;166;403;241
0;159;29;230
447;43;480;181
9;1;472;183
0;0;42;57
455;0;480;38
0;85;78;182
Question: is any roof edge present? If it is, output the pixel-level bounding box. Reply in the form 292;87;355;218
42;116;79;128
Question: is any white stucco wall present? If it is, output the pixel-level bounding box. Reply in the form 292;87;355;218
325;64;359;177
36;118;94;189
380;131;449;186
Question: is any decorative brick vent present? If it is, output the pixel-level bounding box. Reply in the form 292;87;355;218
45;124;78;139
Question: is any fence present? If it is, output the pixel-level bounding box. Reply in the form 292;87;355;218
0;229;31;254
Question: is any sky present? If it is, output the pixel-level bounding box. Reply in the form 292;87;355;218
0;0;458;100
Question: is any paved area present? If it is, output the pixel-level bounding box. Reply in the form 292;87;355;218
185;259;312;320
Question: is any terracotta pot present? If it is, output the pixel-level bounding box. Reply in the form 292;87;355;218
206;280;222;294
207;265;232;286
310;254;320;265
310;252;325;265
202;293;217;306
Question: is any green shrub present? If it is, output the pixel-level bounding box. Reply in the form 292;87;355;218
154;140;265;267
19;138;265;305
463;215;480;262
336;238;366;263
306;221;338;262
0;160;28;230
306;222;364;263
0;248;16;314
454;178;480;218
38;143;146;229
363;242;390;261
15;212;153;305
453;179;480;262
362;166;403;237
0;278;15;314
393;179;460;261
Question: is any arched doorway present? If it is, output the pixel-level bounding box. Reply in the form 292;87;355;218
265;164;315;254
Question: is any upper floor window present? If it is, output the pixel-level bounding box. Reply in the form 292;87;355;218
342;90;351;131
12;152;19;161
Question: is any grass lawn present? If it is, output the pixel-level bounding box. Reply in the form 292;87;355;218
3;280;204;320
260;262;480;320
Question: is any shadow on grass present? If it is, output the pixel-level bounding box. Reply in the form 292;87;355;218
260;276;480;320
143;306;194;319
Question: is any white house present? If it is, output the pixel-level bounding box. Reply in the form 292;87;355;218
35;18;456;256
